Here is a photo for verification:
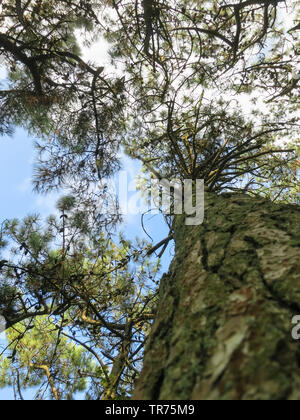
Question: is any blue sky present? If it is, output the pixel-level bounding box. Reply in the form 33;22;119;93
0;127;173;400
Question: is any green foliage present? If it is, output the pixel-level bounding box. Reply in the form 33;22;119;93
0;0;299;400
0;317;97;400
0;197;159;399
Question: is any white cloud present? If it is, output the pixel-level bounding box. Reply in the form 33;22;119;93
80;37;111;67
77;31;125;77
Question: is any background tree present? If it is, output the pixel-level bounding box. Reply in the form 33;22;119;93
0;196;160;399
0;316;97;400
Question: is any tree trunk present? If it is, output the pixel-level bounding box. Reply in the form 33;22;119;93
133;192;300;400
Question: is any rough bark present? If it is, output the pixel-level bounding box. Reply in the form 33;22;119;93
133;192;300;400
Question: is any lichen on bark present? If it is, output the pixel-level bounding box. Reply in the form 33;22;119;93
133;193;300;400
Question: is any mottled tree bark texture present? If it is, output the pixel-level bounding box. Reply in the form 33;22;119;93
134;193;300;400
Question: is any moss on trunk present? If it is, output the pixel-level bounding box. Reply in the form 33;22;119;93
133;193;300;400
